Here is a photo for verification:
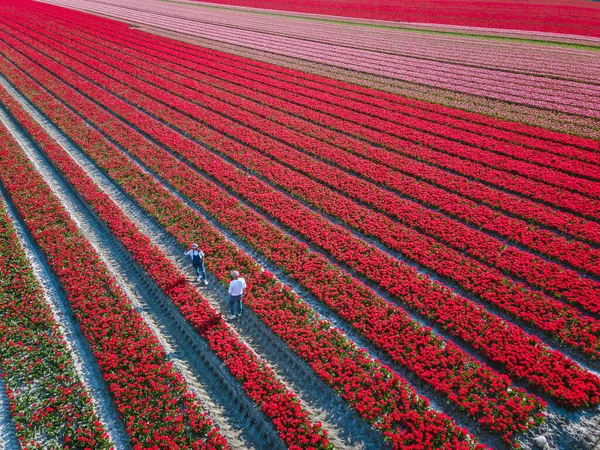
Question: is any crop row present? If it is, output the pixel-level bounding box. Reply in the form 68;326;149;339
41;0;600;120
0;83;334;450
0;16;596;422
8;18;599;355
118;0;600;104
0;198;111;449
36;7;600;245
32;5;600;253
40;0;600;157
31;17;600;309
0;111;227;449
0;32;487;449
148;7;600;84
43;0;600;193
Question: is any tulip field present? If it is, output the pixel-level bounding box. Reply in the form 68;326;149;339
0;0;598;449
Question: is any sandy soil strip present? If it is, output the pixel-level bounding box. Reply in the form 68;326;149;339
0;358;19;450
0;104;132;450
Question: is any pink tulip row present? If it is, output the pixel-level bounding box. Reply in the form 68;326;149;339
157;9;600;83
1;15;596;421
82;0;600;84
0;82;333;450
0;20;488;449
0;200;111;449
155;0;600;86
16;17;600;339
0;101;227;450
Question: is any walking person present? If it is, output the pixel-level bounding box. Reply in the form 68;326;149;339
184;243;208;285
228;270;246;320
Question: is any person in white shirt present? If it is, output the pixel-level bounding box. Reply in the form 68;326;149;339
184;243;207;285
228;270;246;319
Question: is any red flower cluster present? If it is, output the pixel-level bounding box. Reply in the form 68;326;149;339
0;115;226;449
0;203;111;449
0;81;331;450
1;2;598;447
1;17;593;411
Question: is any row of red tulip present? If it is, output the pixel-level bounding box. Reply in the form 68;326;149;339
28;11;600;253
4;19;597;411
0;23;589;436
0;113;227;449
37;24;600;309
14;22;598;359
34;1;599;160
0;34;484;449
0;84;332;450
36;4;600;160
0;200;111;449
19;6;600;250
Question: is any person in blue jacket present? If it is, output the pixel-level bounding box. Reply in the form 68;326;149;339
185;243;208;285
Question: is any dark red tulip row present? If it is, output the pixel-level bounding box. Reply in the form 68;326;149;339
6;21;597;358
0;201;111;449
0;35;486;450
0;113;227;450
0;16;596;424
19;8;600;254
0;83;332;450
